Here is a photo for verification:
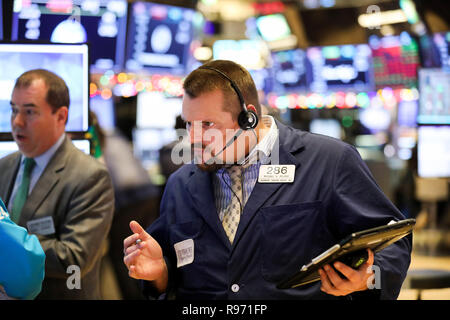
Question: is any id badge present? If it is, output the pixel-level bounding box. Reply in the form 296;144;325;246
27;216;56;235
258;165;295;183
174;239;194;268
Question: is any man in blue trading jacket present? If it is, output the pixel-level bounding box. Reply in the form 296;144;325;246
0;197;45;299
123;60;412;300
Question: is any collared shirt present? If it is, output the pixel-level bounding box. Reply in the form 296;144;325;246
213;116;278;221
8;133;66;212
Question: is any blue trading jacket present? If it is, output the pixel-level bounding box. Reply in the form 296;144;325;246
144;120;412;300
0;198;45;299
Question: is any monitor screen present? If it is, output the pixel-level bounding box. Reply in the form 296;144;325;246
433;31;450;71
271;49;308;94
255;13;291;42
0;0;3;40
418;126;450;178
309;119;342;139
397;100;418;127
125;1;194;74
0;42;89;133
212;39;269;71
417;68;450;125
132;128;177;168
306;44;374;93
89;95;115;131
0;141;18;159
11;0;128;72
368;33;420;89
136;91;182;129
0;138;91;158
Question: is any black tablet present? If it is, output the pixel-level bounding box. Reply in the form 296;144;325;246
277;218;416;289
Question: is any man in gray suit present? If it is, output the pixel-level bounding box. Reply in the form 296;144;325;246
0;69;114;299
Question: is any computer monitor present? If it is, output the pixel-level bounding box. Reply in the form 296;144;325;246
212;39;269;71
417;126;450;178
433;31;450;71
11;0;128;72
271;48;308;94
417;68;450;125
0;141;18;159
306;44;374;93
89;95;115;131
309;119;342;139
0;0;3;40
0;42;89;133
136;91;182;129
125;1;194;74
132;128;177;168
255;13;291;42
0;138;91;158
72;138;91;155
397;100;418;127
368;32;420;89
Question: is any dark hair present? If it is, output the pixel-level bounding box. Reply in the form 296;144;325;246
183;60;261;120
14;69;70;114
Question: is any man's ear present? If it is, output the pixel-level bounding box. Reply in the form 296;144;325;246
57;106;69;124
246;104;257;114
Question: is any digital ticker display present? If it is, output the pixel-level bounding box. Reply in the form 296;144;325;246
306;44;374;93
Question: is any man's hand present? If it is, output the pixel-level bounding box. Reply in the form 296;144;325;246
319;249;375;296
123;221;168;293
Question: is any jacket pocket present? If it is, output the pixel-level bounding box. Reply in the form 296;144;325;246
169;219;207;289
260;201;330;283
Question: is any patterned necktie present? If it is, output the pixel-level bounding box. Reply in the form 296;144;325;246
11;157;36;223
222;166;243;244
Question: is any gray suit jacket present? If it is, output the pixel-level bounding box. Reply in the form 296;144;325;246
0;137;114;299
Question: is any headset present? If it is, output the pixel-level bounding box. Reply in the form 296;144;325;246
200;66;259;130
199;66;259;165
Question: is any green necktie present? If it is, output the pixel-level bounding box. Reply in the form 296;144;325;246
11;158;36;224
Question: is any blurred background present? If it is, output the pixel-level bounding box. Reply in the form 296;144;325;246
0;0;449;300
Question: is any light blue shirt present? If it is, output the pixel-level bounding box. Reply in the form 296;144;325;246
213;116;279;221
0;197;45;299
8;133;66;212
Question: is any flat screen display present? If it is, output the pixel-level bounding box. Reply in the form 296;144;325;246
136;91;182;129
90;95;115;131
309;119;342;139
255;13;291;42
11;0;128;72
125;1;194;74
0;138;91;158
417;68;450;125
397;100;418;127
417;126;450;178
271;49;308;94
306;44;374;93
368;33;420;89
132;128;177;168
0;42;89;133
0;0;3;40
433;31;450;71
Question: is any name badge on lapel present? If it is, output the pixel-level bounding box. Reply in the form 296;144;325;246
27;216;55;235
258;165;295;183
174;239;194;268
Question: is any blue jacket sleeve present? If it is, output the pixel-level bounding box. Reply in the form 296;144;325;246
0;199;45;300
330;145;412;300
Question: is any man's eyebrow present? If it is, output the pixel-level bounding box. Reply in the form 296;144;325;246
9;101;37;108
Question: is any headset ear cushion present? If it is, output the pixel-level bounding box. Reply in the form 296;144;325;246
238;110;258;130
